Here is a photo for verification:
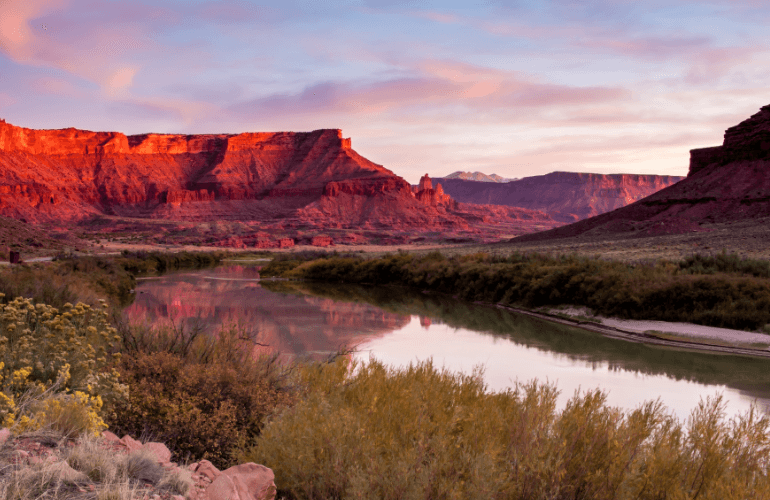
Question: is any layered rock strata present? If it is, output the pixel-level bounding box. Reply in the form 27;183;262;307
512;104;770;242
441;172;684;222
0;120;556;239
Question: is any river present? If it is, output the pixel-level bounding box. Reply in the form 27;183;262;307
124;264;770;419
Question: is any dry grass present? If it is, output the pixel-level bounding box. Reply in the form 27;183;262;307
450;218;770;263
241;356;770;500
0;430;191;500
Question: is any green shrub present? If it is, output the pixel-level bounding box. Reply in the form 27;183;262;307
108;325;300;468
116;250;223;275
240;357;770;500
269;251;770;331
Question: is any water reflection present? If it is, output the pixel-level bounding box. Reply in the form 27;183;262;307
127;266;770;418
125;265;410;360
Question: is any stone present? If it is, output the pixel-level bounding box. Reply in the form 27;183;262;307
119;434;143;453
101;430;120;444
142;442;172;465
418;173;433;191
51;461;89;483
205;463;276;500
194;459;222;482
311;235;333;247
0;428;10;446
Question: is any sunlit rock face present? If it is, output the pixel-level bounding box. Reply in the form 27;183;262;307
513;104;770;242
0;120;559;237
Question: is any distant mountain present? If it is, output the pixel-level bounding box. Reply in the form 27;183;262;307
440;172;684;223
512;104;770;242
443;171;514;183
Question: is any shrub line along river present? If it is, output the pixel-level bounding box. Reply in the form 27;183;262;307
126;265;770;419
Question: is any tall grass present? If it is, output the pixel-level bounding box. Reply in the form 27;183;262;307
240;356;770;500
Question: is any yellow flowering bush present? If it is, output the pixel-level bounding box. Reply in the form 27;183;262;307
0;294;127;430
13;391;107;437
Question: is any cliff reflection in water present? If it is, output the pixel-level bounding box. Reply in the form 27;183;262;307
267;281;770;412
126;266;770;416
123;265;411;359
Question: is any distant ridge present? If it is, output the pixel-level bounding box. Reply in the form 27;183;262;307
441;172;684;223
511;104;770;242
443;171;514;183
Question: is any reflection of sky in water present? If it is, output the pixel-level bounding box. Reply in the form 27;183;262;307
353;316;763;420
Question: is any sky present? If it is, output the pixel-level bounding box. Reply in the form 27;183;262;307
0;0;768;184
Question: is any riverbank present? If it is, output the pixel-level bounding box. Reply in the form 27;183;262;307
4;252;770;498
499;304;770;358
261;250;770;342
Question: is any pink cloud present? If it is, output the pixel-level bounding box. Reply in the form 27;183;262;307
412;10;459;24
577;35;712;61
31;76;79;96
0;0;67;62
0;93;16;109
684;46;764;84
0;0;161;97
230;58;629;120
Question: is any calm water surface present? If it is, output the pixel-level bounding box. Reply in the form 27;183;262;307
125;265;770;419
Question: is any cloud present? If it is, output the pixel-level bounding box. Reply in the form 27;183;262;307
683;46;764;84
0;93;16;109
109;96;218;126
229;58;630;121
31;76;79;96
0;0;158;98
105;66;138;97
0;0;67;62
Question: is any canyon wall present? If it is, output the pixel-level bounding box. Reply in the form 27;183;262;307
689;104;770;175
513;104;770;242
0;120;558;238
441;172;684;222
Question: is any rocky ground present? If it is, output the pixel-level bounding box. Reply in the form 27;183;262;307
0;428;276;500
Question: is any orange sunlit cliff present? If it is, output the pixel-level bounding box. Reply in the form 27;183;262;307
0;120;555;241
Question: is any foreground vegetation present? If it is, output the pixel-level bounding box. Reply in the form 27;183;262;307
1;250;770;499
241;357;770;500
0;431;191;500
262;250;770;331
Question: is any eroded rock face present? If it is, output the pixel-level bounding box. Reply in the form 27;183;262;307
0;120;531;236
0;120;380;221
513;104;770;242
689;104;770;175
440;172;685;223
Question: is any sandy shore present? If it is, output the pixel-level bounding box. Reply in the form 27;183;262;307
544;306;770;345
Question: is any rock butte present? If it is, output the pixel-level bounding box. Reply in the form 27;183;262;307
513;104;770;242
0;119;556;240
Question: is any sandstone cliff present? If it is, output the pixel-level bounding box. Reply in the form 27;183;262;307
441;172;684;223
0;120;473;232
512;104;770;242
